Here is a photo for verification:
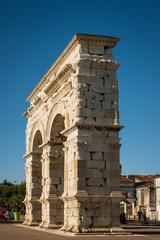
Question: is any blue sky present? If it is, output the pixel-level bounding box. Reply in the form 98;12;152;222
0;0;160;182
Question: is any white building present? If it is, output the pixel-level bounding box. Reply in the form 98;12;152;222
155;177;160;221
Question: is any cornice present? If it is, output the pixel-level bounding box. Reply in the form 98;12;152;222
23;100;42;118
61;122;124;136
23;105;34;118
23;151;41;159
76;122;124;131
24;64;74;119
44;64;74;95
27;33;119;103
76;33;119;47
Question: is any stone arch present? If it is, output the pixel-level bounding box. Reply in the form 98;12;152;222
31;129;43;198
47;112;66;226
46;102;66;142
28;121;45;153
32;130;43;153
29;127;43;225
50;113;66;194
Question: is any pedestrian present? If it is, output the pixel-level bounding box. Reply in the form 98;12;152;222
137;210;142;223
4;208;9;222
120;212;127;224
141;210;148;224
0;208;3;222
9;208;14;222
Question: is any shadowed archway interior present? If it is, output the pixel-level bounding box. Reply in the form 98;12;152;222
49;114;66;225
31;130;43;223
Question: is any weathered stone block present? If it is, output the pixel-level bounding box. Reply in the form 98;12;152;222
104;47;112;58
93;216;110;227
89;45;104;55
79;169;102;178
86;187;105;194
86;177;105;187
79;44;89;54
77;67;96;77
86;160;104;169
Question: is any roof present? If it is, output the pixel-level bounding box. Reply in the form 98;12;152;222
128;175;156;183
135;175;155;183
136;182;154;189
120;175;134;183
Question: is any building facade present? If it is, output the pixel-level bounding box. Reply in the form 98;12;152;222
155;178;160;221
136;176;160;222
23;33;123;233
120;176;136;219
136;182;156;220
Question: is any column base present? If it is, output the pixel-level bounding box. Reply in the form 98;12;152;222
23;220;40;226
40;194;64;229
109;227;130;234
60;224;81;233
39;221;61;229
61;193;126;234
60;225;129;234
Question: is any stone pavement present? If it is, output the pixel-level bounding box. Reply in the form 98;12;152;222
1;224;160;240
122;224;160;235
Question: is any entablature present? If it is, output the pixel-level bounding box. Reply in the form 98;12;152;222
44;64;75;96
26;33;119;104
24;64;75;118
61;122;124;137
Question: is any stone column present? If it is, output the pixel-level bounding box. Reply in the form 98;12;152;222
124;202;127;214
60;127;80;232
131;202;135;218
23;152;42;226
39;142;64;228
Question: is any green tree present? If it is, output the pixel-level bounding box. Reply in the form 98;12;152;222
0;181;26;212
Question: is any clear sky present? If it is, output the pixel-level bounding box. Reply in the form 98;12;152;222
0;0;160;182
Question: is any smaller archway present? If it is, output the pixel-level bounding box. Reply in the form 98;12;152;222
33;130;43;154
31;130;43;224
49;114;66;226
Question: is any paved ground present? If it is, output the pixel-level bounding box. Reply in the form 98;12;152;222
122;225;160;235
1;224;160;240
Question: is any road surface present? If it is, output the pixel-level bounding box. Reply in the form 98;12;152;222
0;224;160;240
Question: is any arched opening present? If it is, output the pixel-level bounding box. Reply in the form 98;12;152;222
49;114;66;226
31;130;43;224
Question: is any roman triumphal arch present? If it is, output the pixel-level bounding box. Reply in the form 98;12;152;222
23;33;124;233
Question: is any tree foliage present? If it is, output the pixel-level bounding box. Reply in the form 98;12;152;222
0;180;26;212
